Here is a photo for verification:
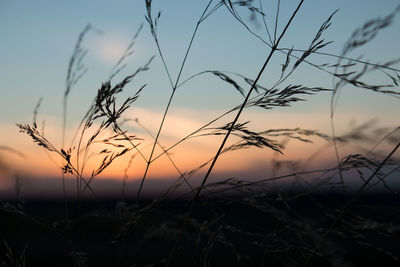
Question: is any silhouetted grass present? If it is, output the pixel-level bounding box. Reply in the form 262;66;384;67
2;1;400;266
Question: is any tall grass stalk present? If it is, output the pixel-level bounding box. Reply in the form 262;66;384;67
167;0;305;264
137;0;214;201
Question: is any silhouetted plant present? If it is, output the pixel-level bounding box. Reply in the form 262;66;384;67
10;1;400;266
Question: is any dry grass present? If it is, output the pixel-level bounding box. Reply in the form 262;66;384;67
1;1;400;266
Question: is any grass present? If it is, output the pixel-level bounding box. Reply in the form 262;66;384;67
2;0;400;266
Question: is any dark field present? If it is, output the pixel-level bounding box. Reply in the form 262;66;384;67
1;193;399;266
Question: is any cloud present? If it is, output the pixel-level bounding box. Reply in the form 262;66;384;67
90;33;146;66
125;107;208;141
96;38;128;64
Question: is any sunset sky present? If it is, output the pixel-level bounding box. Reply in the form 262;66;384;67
1;0;399;197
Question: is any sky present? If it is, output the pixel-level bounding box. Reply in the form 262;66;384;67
0;0;399;198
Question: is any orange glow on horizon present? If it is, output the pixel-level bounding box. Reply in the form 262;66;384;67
5;135;338;181
2;106;398;194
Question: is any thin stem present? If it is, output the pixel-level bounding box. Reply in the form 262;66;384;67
302;141;400;267
137;90;175;201
259;0;273;45
133;119;195;193
330;112;345;190
203;0;304;198
223;1;273;49
137;0;213;201
154;37;174;88
150;107;235;164
166;1;305;265
273;0;281;45
278;48;400;72
62;98;69;200
202;167;340;197
174;0;213;89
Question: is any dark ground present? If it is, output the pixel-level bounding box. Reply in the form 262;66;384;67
1;193;399;267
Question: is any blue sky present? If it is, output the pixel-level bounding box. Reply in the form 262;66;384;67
0;1;399;195
1;0;399;120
